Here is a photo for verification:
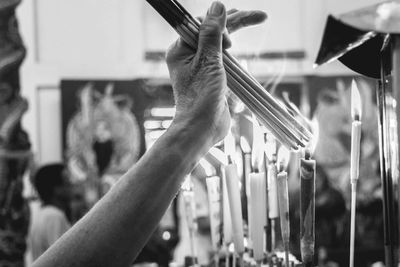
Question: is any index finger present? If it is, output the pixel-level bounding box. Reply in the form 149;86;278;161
227;10;267;34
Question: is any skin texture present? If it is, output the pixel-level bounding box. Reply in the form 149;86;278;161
32;2;266;267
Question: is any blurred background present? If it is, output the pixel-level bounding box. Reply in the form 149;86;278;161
0;0;390;266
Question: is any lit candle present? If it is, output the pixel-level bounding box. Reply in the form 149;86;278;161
349;79;362;267
300;149;316;267
224;130;245;261
249;172;267;265
249;116;268;260
277;146;291;267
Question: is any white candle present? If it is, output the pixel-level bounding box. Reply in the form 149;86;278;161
349;79;362;267
350;122;362;182
268;163;279;220
225;164;245;254
249;172;267;262
350;79;362;183
222;170;233;245
182;178;198;260
206;176;222;252
277;170;290;267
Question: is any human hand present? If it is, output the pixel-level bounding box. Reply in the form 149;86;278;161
167;1;267;145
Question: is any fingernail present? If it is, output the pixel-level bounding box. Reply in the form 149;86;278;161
209;1;223;16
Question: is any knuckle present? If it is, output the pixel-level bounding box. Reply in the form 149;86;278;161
196;51;222;70
199;20;222;37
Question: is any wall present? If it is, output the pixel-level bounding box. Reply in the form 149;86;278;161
16;0;383;164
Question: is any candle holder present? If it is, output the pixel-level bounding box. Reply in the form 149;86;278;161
315;2;400;266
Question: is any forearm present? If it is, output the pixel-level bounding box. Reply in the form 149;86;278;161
33;120;213;267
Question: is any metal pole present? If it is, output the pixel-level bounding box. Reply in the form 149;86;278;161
376;39;398;266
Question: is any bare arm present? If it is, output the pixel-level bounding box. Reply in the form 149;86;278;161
32;3;266;267
33;118;213;267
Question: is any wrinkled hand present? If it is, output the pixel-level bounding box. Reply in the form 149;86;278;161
167;1;267;145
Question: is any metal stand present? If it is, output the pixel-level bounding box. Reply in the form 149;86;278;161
376;39;399;267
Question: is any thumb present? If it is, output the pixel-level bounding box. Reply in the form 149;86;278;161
197;1;226;58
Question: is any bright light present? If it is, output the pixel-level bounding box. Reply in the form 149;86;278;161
144;120;162;130
162;120;173;128
150;107;176;117
162;231;171;241
148;130;166;140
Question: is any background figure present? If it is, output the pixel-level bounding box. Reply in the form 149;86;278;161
0;1;31;266
67;83;141;206
28;163;71;262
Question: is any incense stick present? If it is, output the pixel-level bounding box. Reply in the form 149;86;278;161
146;0;312;149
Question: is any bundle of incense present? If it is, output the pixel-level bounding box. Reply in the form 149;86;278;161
300;149;316;267
249;171;267;266
281;92;313;131
349;80;362;267
224;130;245;265
182;176;198;264
145;0;313;150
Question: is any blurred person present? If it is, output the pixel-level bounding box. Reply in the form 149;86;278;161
32;3;267;267
29;163;71;261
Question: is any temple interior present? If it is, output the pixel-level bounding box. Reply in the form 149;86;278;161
0;0;399;267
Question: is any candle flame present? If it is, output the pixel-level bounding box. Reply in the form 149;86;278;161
351;79;362;121
308;116;320;156
240;136;251;154
251;115;265;171
224;129;236;159
208;147;228;166
199;158;216;177
277;145;290;171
